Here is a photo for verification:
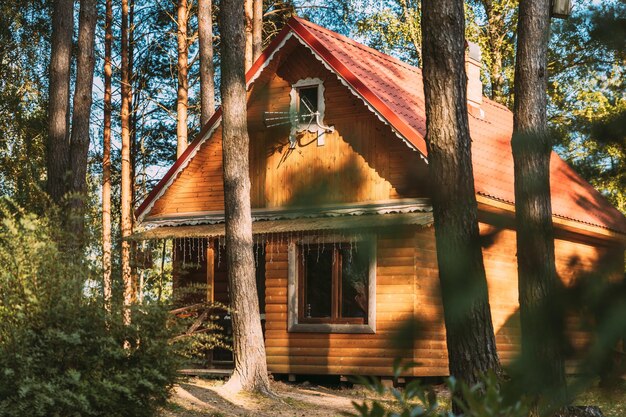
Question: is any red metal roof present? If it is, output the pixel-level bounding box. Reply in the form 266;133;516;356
136;16;626;235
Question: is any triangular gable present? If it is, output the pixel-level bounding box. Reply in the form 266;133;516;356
136;17;626;236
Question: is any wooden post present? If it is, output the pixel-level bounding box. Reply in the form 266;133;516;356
207;241;215;303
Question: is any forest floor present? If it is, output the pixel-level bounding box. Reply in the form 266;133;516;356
159;376;407;417
160;376;626;417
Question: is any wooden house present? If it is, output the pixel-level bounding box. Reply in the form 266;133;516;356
134;17;626;377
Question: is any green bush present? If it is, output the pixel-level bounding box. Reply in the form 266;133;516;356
346;363;529;417
170;284;232;367
0;202;181;416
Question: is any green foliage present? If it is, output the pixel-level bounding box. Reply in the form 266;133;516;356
0;1;49;211
354;0;423;65
455;374;529;417
549;0;626;215
345;366;528;417
171;291;232;367
0;201;181;417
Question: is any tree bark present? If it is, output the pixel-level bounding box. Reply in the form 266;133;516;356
252;0;263;61
512;0;566;410
421;0;502;408
69;0;97;247
121;0;134;321
244;0;253;71
198;0;215;125
102;0;113;311
47;0;74;204
220;0;271;394
177;0;189;157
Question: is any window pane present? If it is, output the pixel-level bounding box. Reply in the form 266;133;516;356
298;86;318;123
340;244;369;319
303;247;332;319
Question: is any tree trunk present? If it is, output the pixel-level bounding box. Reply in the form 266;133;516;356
512;0;566;410
421;0;502;408
69;0;97;247
102;0;113;311
177;0;189;157
47;0;74;204
121;0;134;321
198;0;215;125
219;0;271;394
244;0;253;71
252;0;263;61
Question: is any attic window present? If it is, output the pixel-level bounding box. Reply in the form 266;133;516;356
289;78;334;147
297;86;319;125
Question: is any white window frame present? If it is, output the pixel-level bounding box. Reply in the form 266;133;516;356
289;78;334;146
287;234;377;334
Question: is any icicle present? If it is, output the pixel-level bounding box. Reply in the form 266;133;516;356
196;238;200;267
316;237;321;263
269;233;274;264
306;232;311;257
217;236;222;268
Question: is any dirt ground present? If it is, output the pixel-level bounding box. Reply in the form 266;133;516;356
159;377;380;417
160;376;626;417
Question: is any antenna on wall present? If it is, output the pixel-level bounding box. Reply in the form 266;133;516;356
263;79;334;148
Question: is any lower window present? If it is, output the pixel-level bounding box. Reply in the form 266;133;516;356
288;236;376;333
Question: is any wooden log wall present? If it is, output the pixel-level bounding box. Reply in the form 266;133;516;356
264;230;421;377
262;223;622;377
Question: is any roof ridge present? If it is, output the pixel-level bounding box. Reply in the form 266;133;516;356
294;17;514;114
294;17;423;77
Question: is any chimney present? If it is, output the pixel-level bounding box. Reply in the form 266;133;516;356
465;42;485;119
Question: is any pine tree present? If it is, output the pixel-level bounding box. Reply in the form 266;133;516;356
46;0;74;204
220;0;271;394
244;0;253;70
177;0;189;157
421;0;502;409
102;0;113;311
69;0;97;247
252;0;263;61
198;0;216;125
512;0;566;411
121;0;134;320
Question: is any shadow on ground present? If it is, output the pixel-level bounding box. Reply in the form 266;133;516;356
159;377;369;417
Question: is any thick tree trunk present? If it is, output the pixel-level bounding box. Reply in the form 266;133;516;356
47;0;74;204
121;0;134;321
252;0;263;61
177;0;189;157
421;0;502;407
102;0;113;311
69;0;97;246
220;0;271;394
198;0;215;125
512;0;566;410
244;0;253;71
